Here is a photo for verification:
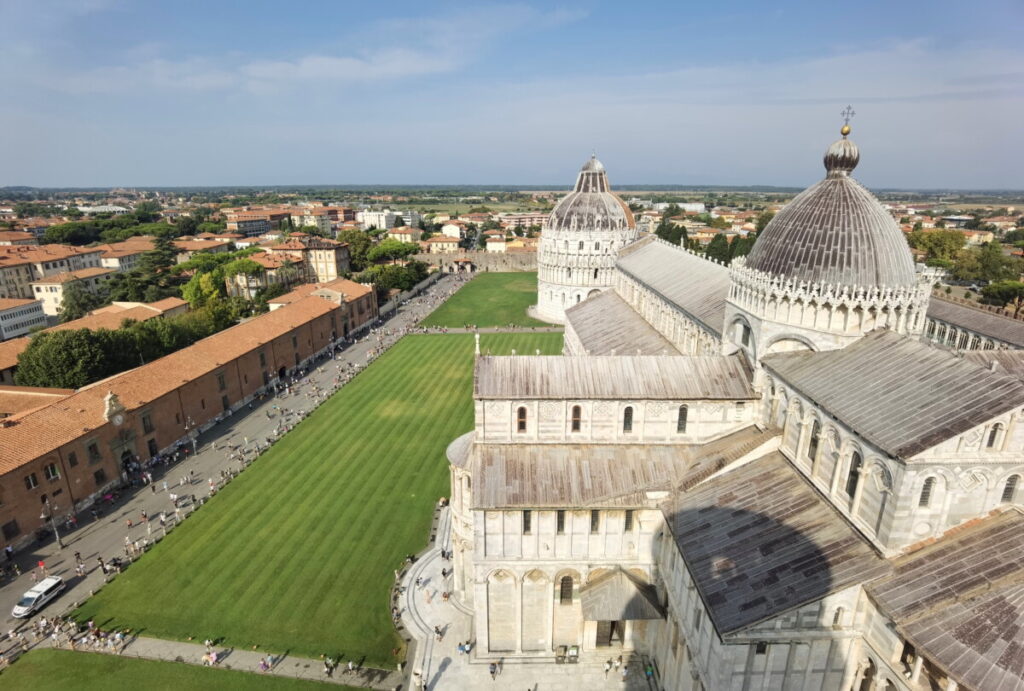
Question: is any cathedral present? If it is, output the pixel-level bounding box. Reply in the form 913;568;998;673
447;125;1024;690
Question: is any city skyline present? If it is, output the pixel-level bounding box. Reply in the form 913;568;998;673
1;0;1021;189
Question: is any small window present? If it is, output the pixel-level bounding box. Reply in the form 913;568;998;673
1002;475;1020;504
217;373;227;391
625;510;634;532
67;451;78;468
987;424;1004;449
578;241;584;250
755;641;768;655
93;469;107;486
741;324;751;347
693;607;702;632
24;473;39;490
259;351;266;367
677;405;688;433
623;406;633;433
919;477;935;507
291;335;298;349
556;510;565;534
141;413;154;434
571;405;581;432
832;607;845;629
593;268;598;279
807;420;821;462
845;452;863;497
590;510;600;533
559;576;573;604
522;510;532;534
87;442;102;464
44;463;59;481
516;407;527;433
1;520;19;540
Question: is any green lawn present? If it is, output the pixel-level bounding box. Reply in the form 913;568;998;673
420;272;551;328
74;333;563;668
1;649;340;690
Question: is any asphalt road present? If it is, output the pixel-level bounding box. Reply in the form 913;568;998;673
0;273;466;636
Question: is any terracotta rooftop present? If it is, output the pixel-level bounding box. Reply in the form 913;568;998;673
0;296;339;474
0;298;39;311
0;338;29;371
31;267;114;285
269;277;372;306
0;385;74;418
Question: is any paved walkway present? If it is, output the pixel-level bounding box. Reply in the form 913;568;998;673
398;508;653;690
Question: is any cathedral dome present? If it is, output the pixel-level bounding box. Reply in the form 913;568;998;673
545;155;636;233
743;127;916;289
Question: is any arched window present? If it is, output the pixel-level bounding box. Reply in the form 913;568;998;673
517;407;527;433
845;452;862;497
593;268;598;279
559;576;574;604
567;268;572;278
1002;475;1020;504
919;477;936;507
832;607;845;629
807;420;821;463
623;406;633;433
578;241;584;250
594;242;600;250
571;405;582;432
677;405;688;433
987;423;1004;449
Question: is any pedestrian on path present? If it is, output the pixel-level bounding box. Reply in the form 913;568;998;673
258;657;270;673
614;655;622;672
605;659;612;678
489;662;497;680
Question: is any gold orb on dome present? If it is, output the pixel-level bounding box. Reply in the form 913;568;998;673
841;124;851;136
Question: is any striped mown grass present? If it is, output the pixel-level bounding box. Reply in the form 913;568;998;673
74;333;563;668
420;272;549;327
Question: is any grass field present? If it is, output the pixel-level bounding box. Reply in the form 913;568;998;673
74;333;563;668
0;649;341;690
420;273;550;328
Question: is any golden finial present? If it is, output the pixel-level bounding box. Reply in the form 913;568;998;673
840;105;855;137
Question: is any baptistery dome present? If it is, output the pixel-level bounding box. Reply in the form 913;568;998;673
743;126;916;289
545;155;636;233
532;155;639;324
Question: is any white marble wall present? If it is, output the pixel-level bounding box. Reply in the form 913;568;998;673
475;398;754;445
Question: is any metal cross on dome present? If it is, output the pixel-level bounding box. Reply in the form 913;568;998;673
841;105;856;126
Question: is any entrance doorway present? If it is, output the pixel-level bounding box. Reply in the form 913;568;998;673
595;620;624;647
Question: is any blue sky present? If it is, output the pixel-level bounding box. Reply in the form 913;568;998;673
1;0;1021;188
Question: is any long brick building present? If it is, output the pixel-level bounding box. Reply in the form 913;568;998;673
0;290;376;549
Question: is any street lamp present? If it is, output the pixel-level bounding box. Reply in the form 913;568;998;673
184;416;198;456
40;497;64;549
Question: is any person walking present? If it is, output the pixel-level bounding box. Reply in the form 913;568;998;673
604;659;612;678
489;662;497;680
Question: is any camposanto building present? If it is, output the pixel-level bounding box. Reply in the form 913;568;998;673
448;126;1024;690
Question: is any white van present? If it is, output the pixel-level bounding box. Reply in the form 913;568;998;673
12;576;65;618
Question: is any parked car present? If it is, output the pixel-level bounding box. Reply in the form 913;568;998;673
11;576;65;618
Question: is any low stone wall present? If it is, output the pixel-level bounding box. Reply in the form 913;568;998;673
418;250;537;273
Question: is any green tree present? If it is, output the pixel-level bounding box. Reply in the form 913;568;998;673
133;201;162;223
906;229;966;261
182;271;226;307
704;234;731;264
15;331;110;388
59;281;105;322
336;230;373;271
366;239;419;265
982;281;1024;317
275;259;301;286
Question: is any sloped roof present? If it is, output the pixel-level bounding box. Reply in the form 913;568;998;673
763;330;1024;459
475;354;755;400
563;290;680;356
664;452;889;635
927;296;1024;348
867;512;1024;691
580;571;664;621
470;426;776;509
615;237;730;337
963;349;1024;381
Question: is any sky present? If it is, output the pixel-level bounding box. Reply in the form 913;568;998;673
1;0;1021;189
